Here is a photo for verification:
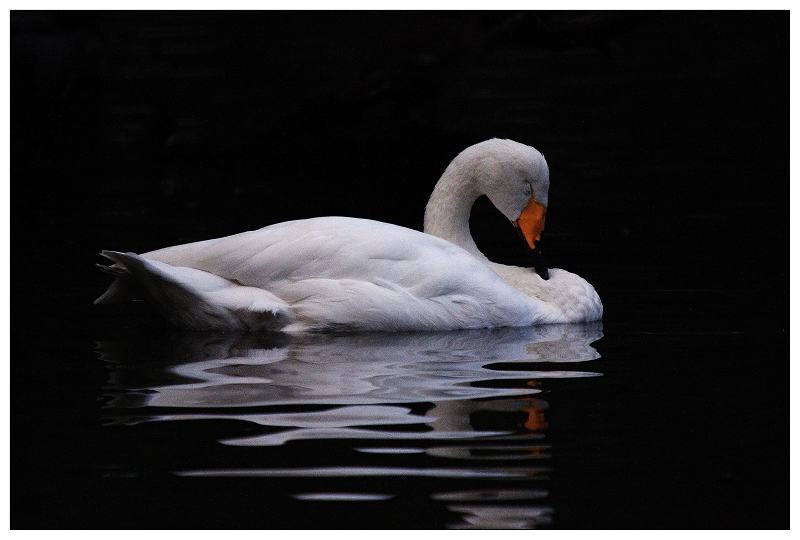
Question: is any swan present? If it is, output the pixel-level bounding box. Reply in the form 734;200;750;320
95;138;602;332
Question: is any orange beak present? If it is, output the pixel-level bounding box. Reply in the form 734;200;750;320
513;197;547;250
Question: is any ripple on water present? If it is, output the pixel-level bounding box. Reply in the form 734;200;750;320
99;322;603;529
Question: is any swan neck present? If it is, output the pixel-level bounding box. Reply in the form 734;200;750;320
423;161;486;261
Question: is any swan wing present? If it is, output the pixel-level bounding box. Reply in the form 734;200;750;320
139;217;557;331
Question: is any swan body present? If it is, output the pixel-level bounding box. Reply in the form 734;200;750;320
96;139;602;332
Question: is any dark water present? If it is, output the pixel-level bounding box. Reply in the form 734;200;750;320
11;11;788;528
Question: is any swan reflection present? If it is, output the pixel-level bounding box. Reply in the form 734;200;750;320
99;322;602;529
102;323;602;407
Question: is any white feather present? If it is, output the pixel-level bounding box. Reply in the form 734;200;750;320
96;139;602;332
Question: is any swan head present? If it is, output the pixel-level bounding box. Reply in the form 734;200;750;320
460;139;551;278
425;138;552;279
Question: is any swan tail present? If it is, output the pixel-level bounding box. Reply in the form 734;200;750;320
94;254;145;304
94;251;292;331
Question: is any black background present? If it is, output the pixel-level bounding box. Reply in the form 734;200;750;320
10;11;788;529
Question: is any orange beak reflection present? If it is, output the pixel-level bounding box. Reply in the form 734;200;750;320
513;197;547;250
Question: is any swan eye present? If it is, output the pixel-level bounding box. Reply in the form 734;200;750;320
524;183;532;196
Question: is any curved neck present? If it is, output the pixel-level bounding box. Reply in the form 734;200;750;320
423;161;488;262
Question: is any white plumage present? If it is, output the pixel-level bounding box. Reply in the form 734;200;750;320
96;139;602;332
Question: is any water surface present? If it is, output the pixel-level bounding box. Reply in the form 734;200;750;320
98;324;602;529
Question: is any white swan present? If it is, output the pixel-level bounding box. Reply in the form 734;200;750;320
95;139;602;332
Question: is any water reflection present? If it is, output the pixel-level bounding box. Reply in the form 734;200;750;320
99;322;602;529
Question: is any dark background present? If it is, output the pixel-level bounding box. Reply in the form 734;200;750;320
11;11;788;528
